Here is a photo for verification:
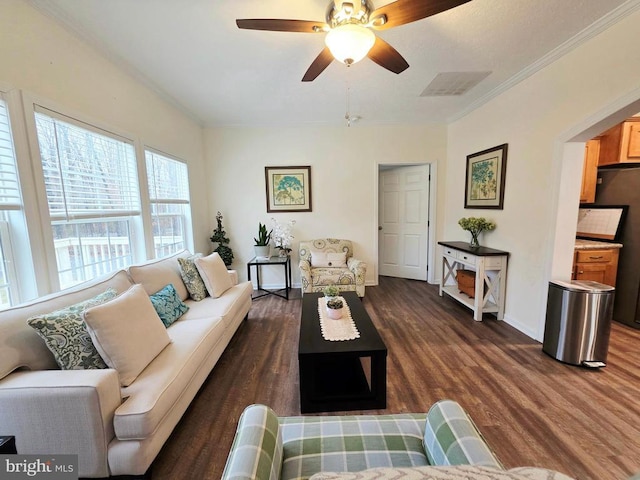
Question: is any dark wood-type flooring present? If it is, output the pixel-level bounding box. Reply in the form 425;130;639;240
151;277;640;480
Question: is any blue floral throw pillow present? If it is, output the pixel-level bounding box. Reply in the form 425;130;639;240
149;284;189;327
27;288;117;370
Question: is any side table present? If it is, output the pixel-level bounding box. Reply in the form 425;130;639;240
247;255;292;300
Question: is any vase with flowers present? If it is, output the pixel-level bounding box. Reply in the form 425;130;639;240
271;218;296;257
458;217;496;248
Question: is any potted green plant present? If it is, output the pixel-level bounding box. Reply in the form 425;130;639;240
210;211;234;266
254;222;272;259
326;297;344;320
323;285;340;299
458;217;496;248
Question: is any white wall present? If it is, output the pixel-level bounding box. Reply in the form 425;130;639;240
445;9;640;339
204;125;447;287
0;1;209;269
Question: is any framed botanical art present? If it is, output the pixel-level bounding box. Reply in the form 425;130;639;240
464;144;508;209
265;166;312;213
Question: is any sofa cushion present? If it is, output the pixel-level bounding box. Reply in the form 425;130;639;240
128;250;190;301
84;285;171;387
280;413;428;480
195;252;233;298
27;288;117;370
182;281;253;329
309;466;574;480
311;268;356;287
177;254;207;301
149;284;189;327
114;315;226;440
0;270;133;380
424;400;502;468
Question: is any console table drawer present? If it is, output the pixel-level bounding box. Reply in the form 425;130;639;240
456;251;477;265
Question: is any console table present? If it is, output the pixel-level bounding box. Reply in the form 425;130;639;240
438;241;509;321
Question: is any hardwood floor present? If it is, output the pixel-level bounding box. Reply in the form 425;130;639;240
151;277;640;480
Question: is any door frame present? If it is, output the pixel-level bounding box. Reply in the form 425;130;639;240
374;162;437;285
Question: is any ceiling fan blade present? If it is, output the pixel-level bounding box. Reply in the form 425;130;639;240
367;37;409;74
302;48;334;82
370;0;471;30
236;19;328;33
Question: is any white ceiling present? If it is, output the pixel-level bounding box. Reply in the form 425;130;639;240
30;0;637;127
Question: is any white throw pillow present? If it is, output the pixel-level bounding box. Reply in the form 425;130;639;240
83;284;171;387
311;251;347;268
194;252;233;298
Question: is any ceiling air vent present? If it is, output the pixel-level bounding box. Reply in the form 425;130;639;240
420;72;491;97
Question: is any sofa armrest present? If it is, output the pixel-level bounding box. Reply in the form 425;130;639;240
227;269;239;286
222;404;282;480
423;400;503;469
0;369;121;478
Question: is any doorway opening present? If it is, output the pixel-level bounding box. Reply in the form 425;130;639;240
377;164;435;283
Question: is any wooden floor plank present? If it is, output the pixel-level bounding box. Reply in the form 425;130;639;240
150;277;640;480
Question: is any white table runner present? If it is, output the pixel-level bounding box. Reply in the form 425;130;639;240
317;296;360;341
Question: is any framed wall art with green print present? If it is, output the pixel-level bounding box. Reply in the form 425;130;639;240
265;165;312;213
464;144;508;209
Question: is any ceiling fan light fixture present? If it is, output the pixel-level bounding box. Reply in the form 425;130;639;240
325;24;375;65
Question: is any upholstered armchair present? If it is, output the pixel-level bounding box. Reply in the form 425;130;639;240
299;238;367;298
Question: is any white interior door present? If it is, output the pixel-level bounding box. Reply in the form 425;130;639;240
378;165;430;280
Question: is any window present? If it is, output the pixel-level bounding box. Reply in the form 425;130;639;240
34;108;140;289
0;98;22;308
145;150;190;258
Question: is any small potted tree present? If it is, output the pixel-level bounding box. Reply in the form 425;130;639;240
254;222;272;259
210;211;234;266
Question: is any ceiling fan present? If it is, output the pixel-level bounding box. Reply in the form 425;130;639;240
236;0;471;82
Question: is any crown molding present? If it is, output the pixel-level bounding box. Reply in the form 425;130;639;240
27;1;204;127
447;0;640;124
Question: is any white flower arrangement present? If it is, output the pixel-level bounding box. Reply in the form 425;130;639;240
271;218;296;254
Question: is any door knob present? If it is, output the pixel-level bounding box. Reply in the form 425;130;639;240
378;226;382;231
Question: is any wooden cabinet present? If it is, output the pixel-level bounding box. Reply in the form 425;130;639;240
573;248;619;287
580;139;599;203
597;118;640;166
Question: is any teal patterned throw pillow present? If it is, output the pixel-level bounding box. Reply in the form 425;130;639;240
177;254;208;301
149;284;189;327
27;288;117;370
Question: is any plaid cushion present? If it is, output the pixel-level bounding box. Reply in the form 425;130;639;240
221;404;283;480
424;400;503;468
280;413;429;480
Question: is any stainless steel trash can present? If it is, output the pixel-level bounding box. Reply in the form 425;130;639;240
542;280;615;368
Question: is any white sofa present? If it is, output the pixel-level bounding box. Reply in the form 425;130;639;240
0;250;252;478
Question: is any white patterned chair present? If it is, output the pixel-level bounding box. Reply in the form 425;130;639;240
299;238;367;298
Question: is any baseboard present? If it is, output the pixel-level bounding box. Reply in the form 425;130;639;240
502;313;540;342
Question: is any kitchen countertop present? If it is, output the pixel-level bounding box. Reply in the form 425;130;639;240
575;239;623;250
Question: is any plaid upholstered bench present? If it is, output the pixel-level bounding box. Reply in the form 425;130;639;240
221;400;575;480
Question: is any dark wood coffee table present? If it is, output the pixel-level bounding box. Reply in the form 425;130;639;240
298;292;387;413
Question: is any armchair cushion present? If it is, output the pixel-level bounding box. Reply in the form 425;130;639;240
311;251;347;268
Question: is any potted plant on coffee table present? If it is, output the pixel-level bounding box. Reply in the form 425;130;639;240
326;297;344;320
254;222;272;259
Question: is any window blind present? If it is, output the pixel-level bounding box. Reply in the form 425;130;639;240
0;99;22;210
34;109;140;221
145;150;190;204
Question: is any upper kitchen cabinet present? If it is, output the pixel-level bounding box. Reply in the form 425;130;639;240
597;117;640;166
580;139;599;203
